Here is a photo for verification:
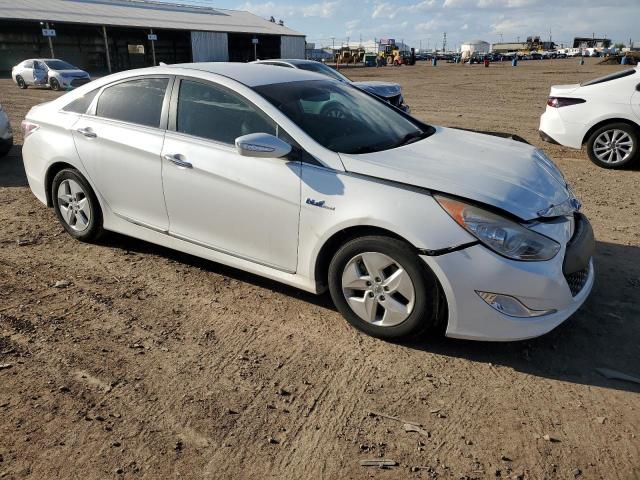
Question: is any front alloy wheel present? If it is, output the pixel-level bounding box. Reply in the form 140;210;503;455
341;252;416;327
328;235;442;339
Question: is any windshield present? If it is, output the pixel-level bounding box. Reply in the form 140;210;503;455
295;62;351;83
254;80;430;154
44;60;76;70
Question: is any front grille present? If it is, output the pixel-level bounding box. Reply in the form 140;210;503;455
71;78;90;87
565;265;590;297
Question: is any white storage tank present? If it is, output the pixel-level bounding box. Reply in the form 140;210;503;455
460;39;491;55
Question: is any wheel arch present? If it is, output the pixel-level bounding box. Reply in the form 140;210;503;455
582;117;640;145
313;225;416;292
314;225;449;332
44;161;77;207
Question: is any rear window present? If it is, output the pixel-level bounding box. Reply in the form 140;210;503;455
62;89;99;114
581;69;636;86
96;78;168;128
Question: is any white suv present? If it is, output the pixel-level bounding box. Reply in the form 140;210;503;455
539;67;640;168
21;63;594;341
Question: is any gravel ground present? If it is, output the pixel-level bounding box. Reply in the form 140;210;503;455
0;58;639;480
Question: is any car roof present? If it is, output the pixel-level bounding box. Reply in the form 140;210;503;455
169;62;326;87
256;59;320;66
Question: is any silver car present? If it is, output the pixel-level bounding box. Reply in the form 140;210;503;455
11;59;91;91
253;59;410;112
0;103;13;158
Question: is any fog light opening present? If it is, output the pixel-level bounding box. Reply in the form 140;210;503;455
476;291;556;318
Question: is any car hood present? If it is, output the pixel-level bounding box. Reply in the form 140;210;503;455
55;69;88;77
352;81;401;98
339;126;571;221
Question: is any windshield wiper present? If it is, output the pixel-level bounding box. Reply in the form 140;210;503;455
394;130;428;148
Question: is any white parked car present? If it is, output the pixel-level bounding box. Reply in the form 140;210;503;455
12;59;91;91
21;63;594;341
0;103;13;157
539;67;640;168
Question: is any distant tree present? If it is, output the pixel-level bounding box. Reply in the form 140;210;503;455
614;42;625;49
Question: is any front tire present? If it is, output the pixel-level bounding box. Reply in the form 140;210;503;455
328;235;442;340
52;169;103;241
49;78;61;91
586;122;639;169
16;76;27;89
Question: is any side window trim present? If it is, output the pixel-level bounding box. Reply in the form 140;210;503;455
88;75;174;130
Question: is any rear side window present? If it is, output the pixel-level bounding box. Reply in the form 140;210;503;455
96;78;168;128
63;89;99;114
176;79;276;145
23;60;34;68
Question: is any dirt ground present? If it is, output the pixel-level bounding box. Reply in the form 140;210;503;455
1;59;639;480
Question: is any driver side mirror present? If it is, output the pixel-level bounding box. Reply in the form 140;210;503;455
235;133;292;158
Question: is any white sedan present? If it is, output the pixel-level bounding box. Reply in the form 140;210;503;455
21;63;594;341
539;67;640;168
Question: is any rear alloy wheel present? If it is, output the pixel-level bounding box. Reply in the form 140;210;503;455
16;76;27;89
587;123;639;169
52;169;103;241
328;236;441;339
49;78;61;91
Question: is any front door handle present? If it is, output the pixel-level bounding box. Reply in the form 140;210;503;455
76;127;97;138
163;153;192;169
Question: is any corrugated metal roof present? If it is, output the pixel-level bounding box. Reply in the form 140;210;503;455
0;0;304;36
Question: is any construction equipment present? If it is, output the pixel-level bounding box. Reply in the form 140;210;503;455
334;47;365;65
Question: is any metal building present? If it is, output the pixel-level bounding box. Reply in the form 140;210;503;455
0;0;305;71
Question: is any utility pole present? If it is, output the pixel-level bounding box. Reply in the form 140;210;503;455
149;28;156;66
102;25;111;73
45;22;55;58
442;32;447;53
499;32;503;43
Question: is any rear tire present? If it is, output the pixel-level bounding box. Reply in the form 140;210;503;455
16;76;27;89
51;169;104;242
586;122;639;169
328;235;442;340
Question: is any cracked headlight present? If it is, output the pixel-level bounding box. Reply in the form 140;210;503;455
435;195;561;261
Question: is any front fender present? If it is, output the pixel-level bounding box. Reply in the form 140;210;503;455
297;165;475;281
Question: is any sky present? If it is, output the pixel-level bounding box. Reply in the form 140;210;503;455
167;0;638;50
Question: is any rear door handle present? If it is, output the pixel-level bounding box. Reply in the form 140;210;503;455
163;153;192;169
76;127;97;138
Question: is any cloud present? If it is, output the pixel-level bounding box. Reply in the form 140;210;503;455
236;1;340;19
372;0;437;19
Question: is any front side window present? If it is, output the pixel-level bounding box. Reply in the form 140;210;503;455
254;80;430;154
176;79;276;145
63;89;99;114
96;78;168;128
